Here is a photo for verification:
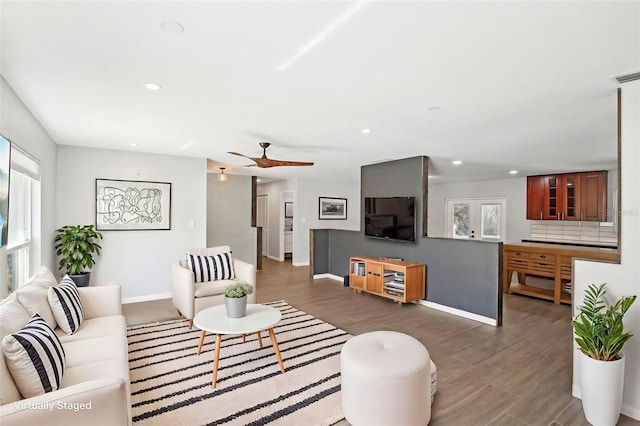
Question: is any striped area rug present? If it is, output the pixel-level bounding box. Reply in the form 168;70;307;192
127;301;350;426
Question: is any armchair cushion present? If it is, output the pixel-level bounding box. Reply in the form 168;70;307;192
186;252;236;282
2;314;65;398
194;279;239;298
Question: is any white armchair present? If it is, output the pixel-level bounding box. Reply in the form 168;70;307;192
171;246;256;328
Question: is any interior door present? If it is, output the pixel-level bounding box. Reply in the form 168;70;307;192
256;195;269;256
446;198;506;241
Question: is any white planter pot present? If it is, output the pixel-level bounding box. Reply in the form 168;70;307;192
580;352;625;426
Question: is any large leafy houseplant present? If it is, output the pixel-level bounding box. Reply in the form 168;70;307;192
572;283;636;361
54;225;103;275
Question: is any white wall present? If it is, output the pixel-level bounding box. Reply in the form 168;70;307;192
295;178;360;265
0;76;58;296
206;173;256;264
257;178;360;265
56;146;207;302
428;177;528;243
572;83;640;420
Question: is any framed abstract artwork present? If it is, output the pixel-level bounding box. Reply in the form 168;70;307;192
318;197;347;220
95;178;171;230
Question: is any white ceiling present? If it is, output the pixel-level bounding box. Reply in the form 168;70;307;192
1;1;638;184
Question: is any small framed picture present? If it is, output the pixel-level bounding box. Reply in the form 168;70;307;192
318;197;347;220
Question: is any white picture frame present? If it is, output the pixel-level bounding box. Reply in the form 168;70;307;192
96;178;171;230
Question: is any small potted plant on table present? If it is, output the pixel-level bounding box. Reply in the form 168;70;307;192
572;283;636;426
224;282;254;318
54;224;103;287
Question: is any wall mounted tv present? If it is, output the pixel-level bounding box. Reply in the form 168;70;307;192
364;197;416;242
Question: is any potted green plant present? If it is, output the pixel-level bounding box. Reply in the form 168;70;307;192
572;283;636;426
54;225;103;287
223;282;254;318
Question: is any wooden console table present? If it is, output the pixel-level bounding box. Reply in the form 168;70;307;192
503;243;618;304
349;257;425;304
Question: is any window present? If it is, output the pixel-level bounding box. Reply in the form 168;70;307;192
6;146;40;294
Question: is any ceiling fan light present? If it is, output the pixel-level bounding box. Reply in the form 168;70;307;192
218;167;228;182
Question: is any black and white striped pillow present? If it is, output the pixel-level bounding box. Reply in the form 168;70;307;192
187;252;236;283
1;313;66;398
48;275;84;335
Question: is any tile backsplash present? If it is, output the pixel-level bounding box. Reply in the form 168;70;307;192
529;221;617;247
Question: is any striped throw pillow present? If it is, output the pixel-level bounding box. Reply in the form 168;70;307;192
48;276;84;335
2;313;66;398
187;252;236;283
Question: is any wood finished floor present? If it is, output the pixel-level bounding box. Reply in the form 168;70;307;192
123;258;639;426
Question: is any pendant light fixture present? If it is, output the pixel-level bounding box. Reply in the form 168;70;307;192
217;167;228;182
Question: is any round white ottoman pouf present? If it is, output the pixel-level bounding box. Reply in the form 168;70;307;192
340;331;431;426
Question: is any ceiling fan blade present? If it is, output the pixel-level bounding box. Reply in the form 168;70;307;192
253;158;314;168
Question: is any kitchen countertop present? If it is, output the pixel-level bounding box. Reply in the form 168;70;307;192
505;242;619;258
521;238;617;250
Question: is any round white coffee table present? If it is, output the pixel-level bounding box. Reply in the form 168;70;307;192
193;304;285;388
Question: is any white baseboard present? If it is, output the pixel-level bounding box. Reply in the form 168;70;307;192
267;255;283;262
292;262;310;267
417;300;498;326
313;273;343;281
123;292;171;304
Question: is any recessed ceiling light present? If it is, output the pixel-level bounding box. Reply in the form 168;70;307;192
361;128;371;134
427;106;441;111
452;160;462;165
130;143;137;147
161;21;184;34
509;170;518;174
145;82;162;91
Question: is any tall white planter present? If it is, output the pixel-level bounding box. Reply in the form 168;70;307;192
580;352;625;426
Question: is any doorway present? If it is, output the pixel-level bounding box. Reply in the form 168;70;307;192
445;198;507;241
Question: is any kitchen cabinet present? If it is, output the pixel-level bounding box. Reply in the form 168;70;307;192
526;171;607;221
581;171;607;221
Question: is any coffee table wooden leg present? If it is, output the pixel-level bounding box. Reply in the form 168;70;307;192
268;328;285;373
211;334;222;388
256;331;263;348
197;330;206;355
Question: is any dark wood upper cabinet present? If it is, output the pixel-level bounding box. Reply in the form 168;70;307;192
526;176;545;220
526;171;607;222
580;171;607;221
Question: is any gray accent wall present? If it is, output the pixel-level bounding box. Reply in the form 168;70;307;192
312;156;503;323
207;173;256;265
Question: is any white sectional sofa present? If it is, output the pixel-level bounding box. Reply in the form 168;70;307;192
0;266;131;426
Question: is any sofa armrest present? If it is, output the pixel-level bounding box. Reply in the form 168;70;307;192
171;262;196;319
234;259;257;302
0;377;130;426
78;286;122;319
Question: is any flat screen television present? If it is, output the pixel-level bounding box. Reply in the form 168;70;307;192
364;196;416;242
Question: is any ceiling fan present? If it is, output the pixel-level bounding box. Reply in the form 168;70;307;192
228;142;314;168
